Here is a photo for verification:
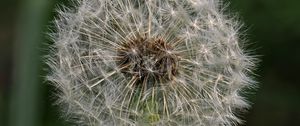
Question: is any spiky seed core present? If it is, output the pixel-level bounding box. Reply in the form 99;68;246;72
116;35;179;85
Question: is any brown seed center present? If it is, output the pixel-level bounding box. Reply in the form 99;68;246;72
116;36;179;84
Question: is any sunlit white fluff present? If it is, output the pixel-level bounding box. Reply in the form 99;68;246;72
46;0;256;125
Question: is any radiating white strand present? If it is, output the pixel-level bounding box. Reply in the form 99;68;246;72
46;0;257;125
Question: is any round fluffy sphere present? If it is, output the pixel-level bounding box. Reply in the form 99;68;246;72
46;0;256;125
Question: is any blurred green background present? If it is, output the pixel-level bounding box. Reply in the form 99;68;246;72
1;0;300;126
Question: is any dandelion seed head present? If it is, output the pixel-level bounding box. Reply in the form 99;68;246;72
46;0;257;125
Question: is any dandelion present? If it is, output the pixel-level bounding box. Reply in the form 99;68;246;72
46;0;256;125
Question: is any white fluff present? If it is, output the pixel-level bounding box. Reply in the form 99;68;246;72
46;0;256;125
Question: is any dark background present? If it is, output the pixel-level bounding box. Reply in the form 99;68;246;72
1;0;300;126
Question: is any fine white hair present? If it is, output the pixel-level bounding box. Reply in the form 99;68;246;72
46;0;257;125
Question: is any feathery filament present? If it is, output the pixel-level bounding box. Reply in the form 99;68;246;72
46;0;256;125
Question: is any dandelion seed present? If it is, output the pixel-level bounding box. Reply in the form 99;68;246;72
46;0;257;125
